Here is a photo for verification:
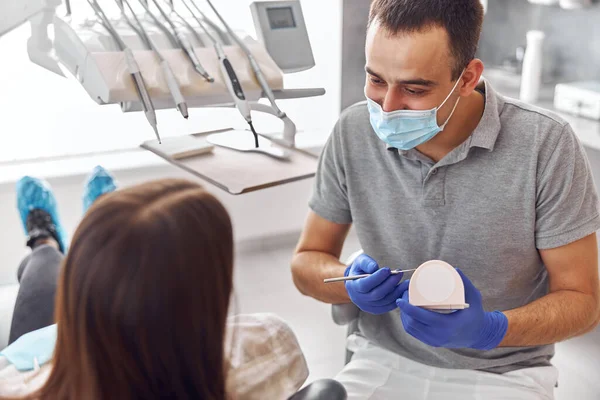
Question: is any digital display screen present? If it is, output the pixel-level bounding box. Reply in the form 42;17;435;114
266;7;296;30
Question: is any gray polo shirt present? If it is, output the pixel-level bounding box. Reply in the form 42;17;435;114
309;80;600;373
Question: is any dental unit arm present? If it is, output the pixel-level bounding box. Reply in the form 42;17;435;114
0;0;324;147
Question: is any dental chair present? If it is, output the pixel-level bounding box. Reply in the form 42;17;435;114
332;251;363;364
332;303;361;365
288;379;347;400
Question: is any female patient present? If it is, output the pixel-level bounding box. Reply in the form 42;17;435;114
0;170;313;399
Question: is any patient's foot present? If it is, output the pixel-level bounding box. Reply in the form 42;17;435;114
16;177;67;253
26;212;60;251
82;165;117;213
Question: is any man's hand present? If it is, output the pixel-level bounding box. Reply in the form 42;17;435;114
345;254;408;315
396;269;508;350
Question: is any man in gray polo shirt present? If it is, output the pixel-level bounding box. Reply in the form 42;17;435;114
291;0;600;398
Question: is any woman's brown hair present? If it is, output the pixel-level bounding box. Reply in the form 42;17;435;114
33;179;234;399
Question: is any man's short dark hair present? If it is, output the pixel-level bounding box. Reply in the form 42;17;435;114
368;0;484;80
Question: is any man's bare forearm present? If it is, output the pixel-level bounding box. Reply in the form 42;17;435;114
500;290;600;347
291;251;351;304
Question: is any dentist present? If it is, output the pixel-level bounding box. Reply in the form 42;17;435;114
291;0;600;398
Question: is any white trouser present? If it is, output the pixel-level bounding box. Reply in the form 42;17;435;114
335;334;558;400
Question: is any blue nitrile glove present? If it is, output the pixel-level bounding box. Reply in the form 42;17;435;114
396;269;508;350
345;254;409;315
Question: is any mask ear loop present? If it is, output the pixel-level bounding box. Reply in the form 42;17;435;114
439;97;461;130
438;70;466;129
438;70;466;109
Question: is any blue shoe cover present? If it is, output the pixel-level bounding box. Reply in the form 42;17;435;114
16;177;67;253
82;165;117;213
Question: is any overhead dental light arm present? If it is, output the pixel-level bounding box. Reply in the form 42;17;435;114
1;0;57;36
1;0;64;76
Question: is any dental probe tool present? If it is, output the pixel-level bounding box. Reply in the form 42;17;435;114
204;0;287;120
87;0;161;142
146;0;213;81
180;0;259;147
323;269;418;284
119;0;189;119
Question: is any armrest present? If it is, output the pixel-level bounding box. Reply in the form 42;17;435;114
332;303;360;326
331;249;363;326
288;379;347;400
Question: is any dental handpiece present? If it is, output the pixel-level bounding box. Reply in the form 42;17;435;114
87;0;161;142
120;0;189;119
148;0;213;82
180;0;258;147
218;49;258;147
204;0;287;120
125;49;161;142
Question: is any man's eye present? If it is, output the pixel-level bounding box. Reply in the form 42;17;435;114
404;88;425;95
369;77;385;85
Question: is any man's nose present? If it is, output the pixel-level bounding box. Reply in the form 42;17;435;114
381;90;407;112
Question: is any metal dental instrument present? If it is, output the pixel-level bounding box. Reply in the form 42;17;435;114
117;0;146;42
137;0;179;48
189;4;230;45
177;0;229;45
119;0;189;119
204;0;287;120
146;0;213;81
323;269;418;284
165;0;205;46
86;0;161;142
180;0;259;147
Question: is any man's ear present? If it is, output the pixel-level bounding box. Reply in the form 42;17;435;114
460;59;485;96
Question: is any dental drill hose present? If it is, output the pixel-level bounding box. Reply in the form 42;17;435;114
248;121;259;149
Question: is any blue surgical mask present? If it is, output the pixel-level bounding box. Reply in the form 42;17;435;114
366;72;464;150
0;324;56;371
